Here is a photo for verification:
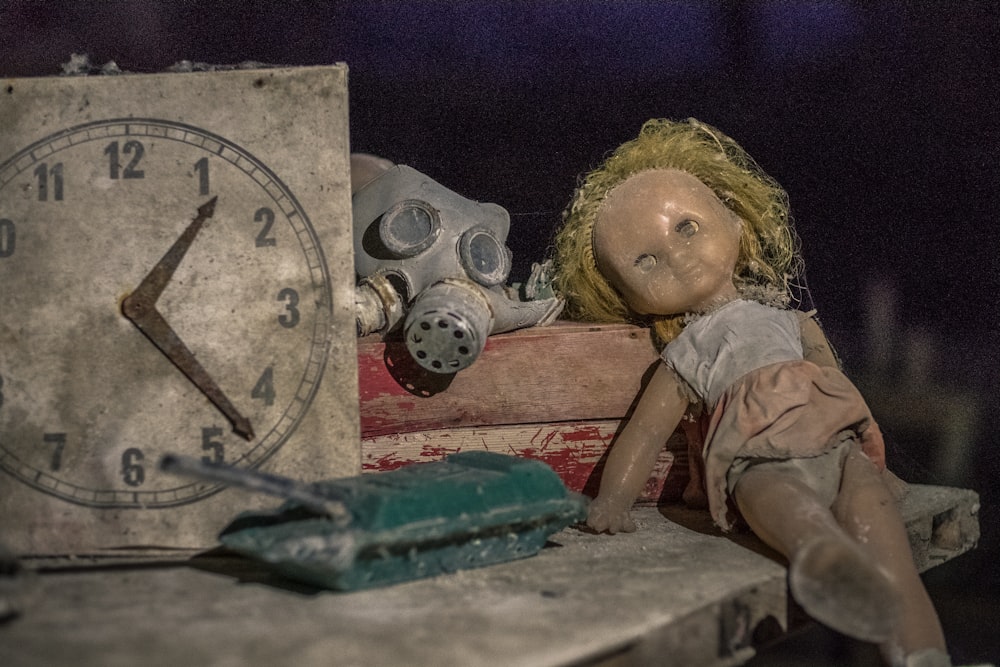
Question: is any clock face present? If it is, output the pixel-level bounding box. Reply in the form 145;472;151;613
0;118;333;508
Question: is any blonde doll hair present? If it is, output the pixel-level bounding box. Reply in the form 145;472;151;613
554;118;801;344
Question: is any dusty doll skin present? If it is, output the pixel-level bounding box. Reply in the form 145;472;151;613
553;119;953;667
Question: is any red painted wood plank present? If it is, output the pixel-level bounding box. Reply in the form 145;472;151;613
361;420;689;505
358;322;661;437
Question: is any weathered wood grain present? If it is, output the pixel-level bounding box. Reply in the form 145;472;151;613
359;322;677;499
358;322;661;437
361;420;688;503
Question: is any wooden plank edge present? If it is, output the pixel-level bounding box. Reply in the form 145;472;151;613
361;420;688;503
897;483;981;572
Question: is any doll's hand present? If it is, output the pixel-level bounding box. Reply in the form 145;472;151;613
586;494;636;534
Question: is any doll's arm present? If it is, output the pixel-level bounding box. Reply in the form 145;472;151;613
799;315;840;369
800;314;889;470
587;363;689;533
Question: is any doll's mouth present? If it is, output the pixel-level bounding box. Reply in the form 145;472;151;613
671;264;702;283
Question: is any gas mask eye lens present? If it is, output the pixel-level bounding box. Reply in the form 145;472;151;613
379;199;440;258
459;227;511;287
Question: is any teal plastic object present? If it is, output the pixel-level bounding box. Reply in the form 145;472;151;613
218;452;589;591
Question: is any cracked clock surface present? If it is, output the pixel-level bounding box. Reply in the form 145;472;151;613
0;117;333;509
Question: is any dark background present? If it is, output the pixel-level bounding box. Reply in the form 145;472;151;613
2;1;997;664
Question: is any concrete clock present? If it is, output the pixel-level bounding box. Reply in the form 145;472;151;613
0;65;359;554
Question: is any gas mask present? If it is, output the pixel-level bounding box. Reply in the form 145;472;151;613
353;165;562;373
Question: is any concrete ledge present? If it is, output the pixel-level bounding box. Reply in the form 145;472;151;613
1;485;979;667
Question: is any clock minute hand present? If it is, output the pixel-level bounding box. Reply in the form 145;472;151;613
122;197;255;441
122;305;254;440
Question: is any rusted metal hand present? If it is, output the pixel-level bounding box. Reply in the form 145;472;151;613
121;197;254;440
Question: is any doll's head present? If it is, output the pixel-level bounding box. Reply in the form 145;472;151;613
554;118;801;343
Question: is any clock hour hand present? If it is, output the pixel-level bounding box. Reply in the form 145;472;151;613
128;196;217;304
122;197;255;441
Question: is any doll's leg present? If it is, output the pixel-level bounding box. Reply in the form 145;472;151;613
832;443;947;664
732;461;901;643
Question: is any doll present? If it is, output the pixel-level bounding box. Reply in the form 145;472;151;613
553;119;953;667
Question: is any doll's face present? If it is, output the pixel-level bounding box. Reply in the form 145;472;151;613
593;169;741;316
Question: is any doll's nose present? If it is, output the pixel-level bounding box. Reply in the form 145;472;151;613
659;242;688;270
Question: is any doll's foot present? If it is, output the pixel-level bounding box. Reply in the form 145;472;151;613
789;536;902;643
898;648;952;667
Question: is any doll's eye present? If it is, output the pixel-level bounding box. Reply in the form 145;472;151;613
634;254;657;272
676;220;699;238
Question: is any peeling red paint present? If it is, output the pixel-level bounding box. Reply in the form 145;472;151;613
357;324;685;500
361;423;686;504
558;425;610;443
356;323;661;438
419;444;462;459
362;451;408;472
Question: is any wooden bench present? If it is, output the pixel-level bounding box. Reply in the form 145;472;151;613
359;321;684;502
2;323;979;667
355;321;981;661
